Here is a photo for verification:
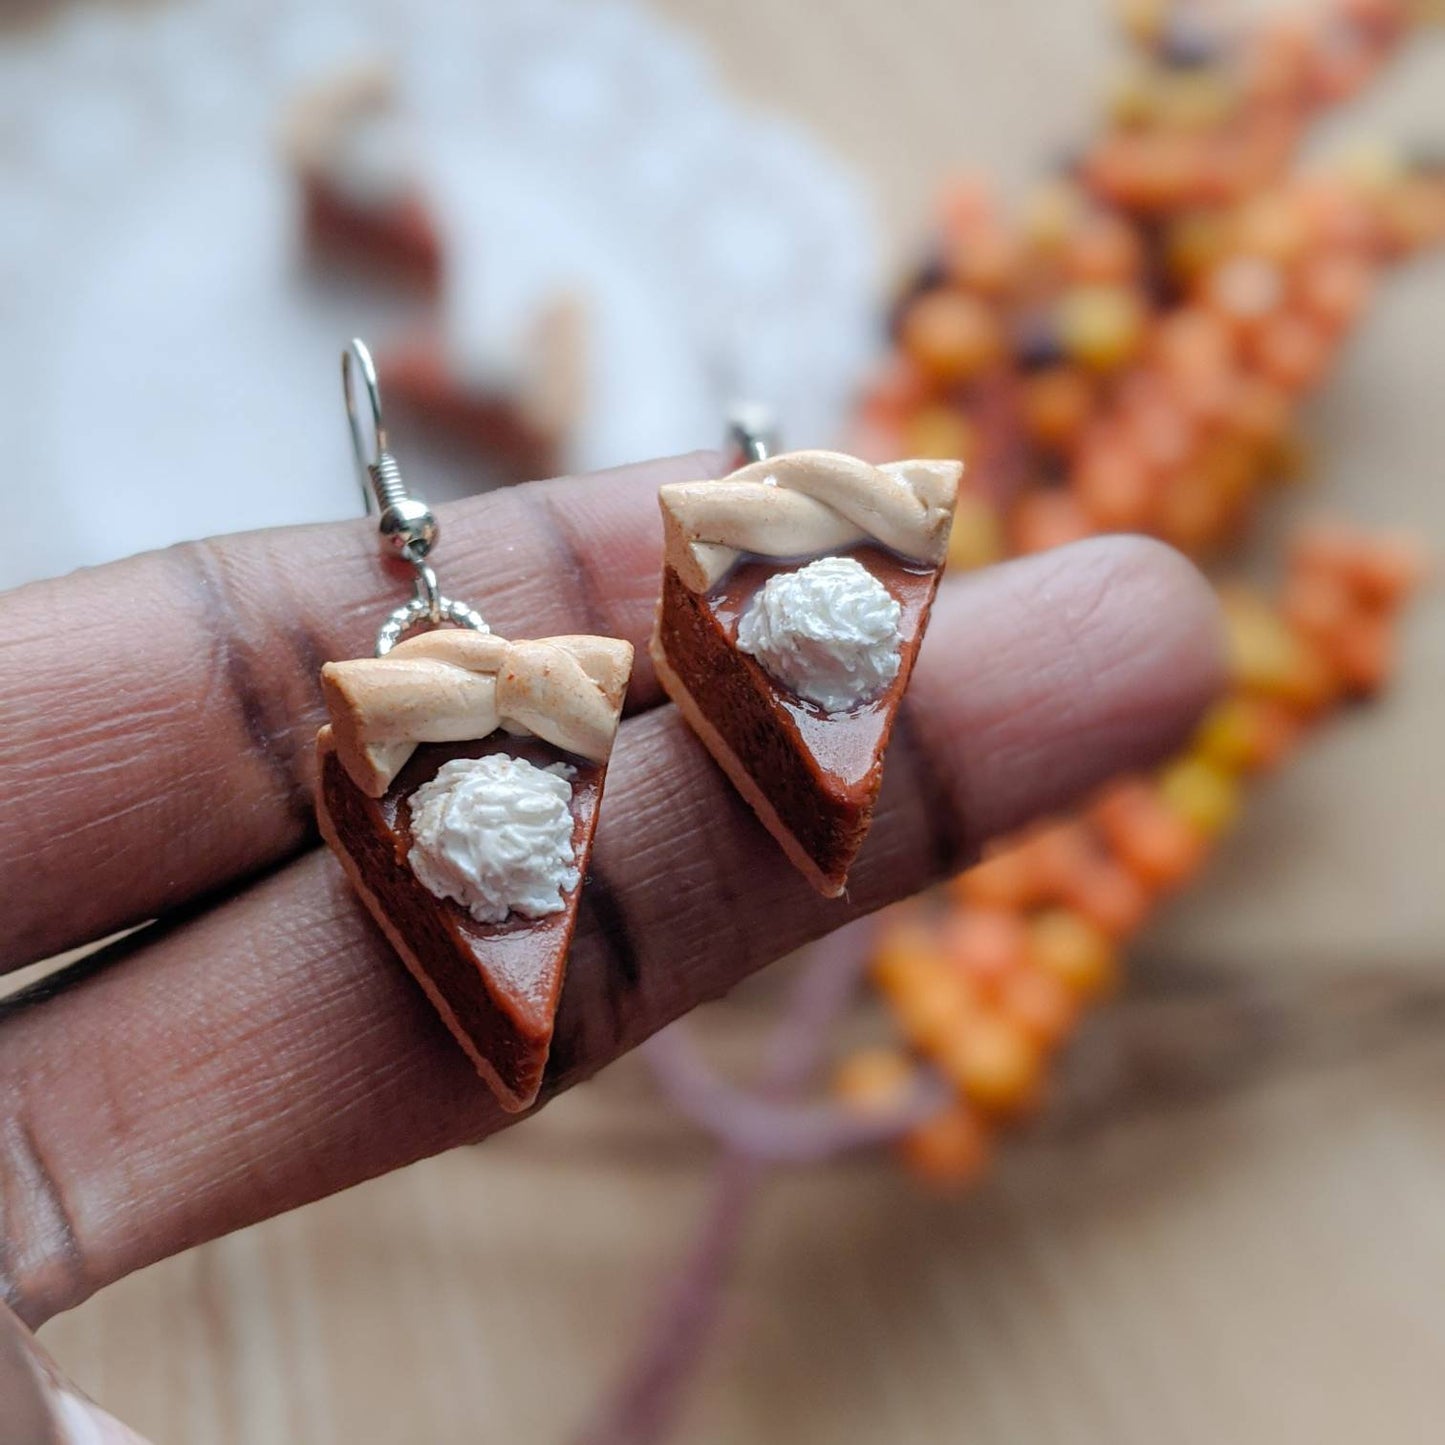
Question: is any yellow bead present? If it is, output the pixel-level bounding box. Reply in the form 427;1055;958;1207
937;1014;1043;1114
1022;181;1082;253
1107;65;1161;127
947;492;1005;571
1057;286;1144;372
870;922;946;997
905;405;978;463
1338;140;1406;197
833;1048;917;1117
1159;72;1237;131
1157;756;1241;837
1028;909;1118;1001
1115;0;1169;43
1193;699;1258;771
1221;590;1315;700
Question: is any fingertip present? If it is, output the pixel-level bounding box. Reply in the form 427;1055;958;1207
916;534;1226;847
1051;532;1228;718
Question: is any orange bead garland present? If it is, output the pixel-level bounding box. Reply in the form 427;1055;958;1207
833;0;1433;1188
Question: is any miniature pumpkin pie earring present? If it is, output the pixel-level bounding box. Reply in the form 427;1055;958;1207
316;341;633;1111
650;416;960;897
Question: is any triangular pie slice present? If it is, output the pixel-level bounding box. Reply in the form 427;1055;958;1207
650;450;960;897
285;64;442;294
380;299;584;487
315;631;632;1111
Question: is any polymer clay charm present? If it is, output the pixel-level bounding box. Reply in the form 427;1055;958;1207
317;342;632;1110
650;435;959;897
284;66;442;293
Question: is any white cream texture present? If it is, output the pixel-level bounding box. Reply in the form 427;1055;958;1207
407;755;578;924
736;556;902;711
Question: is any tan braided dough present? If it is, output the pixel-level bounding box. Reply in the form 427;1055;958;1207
320;631;633;796
284;63;396;186
658;449;962;593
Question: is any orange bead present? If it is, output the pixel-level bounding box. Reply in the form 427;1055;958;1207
1328;613;1397;695
1233;196;1309;266
1064;214;1143;285
1156;467;1236;554
892;970;978;1055
941;907;1029;994
1291;523;1429;608
1074;445;1155;531
1250;313;1332;393
900;1102;992;1187
900;291;1003;384
1310;48;1375;103
1027;908;1119;1001
1208;255;1285;327
1024;820;1102;895
997;966;1081;1050
1022;367;1095;450
1225;375;1292;446
1351;536;1430;610
1010;491;1096;554
1091;780;1208;890
936;175;996;244
1283;570;1354;644
870;921;947;997
1062;857;1152;939
1241;698;1306;771
1295;254;1373;333
1155;307;1236;381
948;227;1020;294
1383;178;1445;253
1288;520;1362;576
858;359;929;429
938;1013;1044;1114
1196;434;1263;503
834;1048;918;1117
1128;397;1196;474
954;845;1044;910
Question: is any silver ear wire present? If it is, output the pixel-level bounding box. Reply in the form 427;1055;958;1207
725;402;781;467
342;338;439;564
342;338;486;654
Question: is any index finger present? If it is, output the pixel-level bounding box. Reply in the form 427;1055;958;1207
0;452;718;971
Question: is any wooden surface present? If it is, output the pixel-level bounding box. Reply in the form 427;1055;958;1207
28;2;1445;1441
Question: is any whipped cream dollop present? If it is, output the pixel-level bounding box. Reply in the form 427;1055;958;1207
407;755;578;925
736;556;902;711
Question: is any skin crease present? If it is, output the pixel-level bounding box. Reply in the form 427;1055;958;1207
0;455;1223;1443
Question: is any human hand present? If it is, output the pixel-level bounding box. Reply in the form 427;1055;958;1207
0;452;1221;1438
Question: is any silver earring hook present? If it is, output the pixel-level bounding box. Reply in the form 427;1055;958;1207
340;338;487;655
342;338;389;509
725;401;780;467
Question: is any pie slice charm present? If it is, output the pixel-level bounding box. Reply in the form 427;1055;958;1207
316;630;632;1111
650;449;960;897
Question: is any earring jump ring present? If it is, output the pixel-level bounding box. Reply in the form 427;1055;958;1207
375;595;488;656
